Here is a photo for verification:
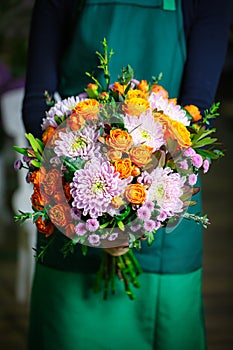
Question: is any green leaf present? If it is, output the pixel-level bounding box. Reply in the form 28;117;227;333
117;220;125;231
30;159;41;168
12;145;29;156
193;137;217;148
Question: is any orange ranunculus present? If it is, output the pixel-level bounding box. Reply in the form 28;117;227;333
106;129;133;152
49;203;71;228
112;82;127;95
67;113;85;131
127;89;147;99
123;97;151;117
125;183;147;205
41;169;62;196
65;223;75;238
107;149;122;161
114;158;133;178
99;91;109;100
30;170;40;185
111;196;125;209
158;114;191;149
31;186;45;210
42;126;56;145
138;80;149;93
151;84;169;99
35;217;54;237
184;104;202;122
129;145;153;167
73;99;99;121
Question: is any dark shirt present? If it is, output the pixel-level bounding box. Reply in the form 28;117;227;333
22;0;231;137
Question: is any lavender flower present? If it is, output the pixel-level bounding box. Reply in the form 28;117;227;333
108;233;119;241
203;159;210;174
86;218;99;232
70;208;82;220
157;211;167;222
192;154;203;169
137;206;151;221
130;223;141;232
188;174;198;186
184;147;196;157
70;160;132;218
144;220;156;232
75;223;86;236
14;159;23;170
88;234;100;246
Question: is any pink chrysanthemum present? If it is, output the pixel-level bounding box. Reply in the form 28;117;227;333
86;218;99;232
75;222;86;236
188;173;198;186
70;160;132;218
192;154;203;168
146;167;186;217
144;220;156;232
203;159;210;173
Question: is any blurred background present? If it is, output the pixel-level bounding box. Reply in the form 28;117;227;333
0;1;233;349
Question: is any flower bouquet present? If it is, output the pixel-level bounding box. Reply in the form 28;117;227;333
14;39;223;299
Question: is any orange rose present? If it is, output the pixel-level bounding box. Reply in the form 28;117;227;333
35;217;54;237
41;169;62;196
184;105;202;122
123;98;151;117
73;99;99;121
151;84;169;99
49;203;71;227
112;82;127;95
127;89;147;99
125;183;147;205
106;129;132;152
129;145;153;167
31;186;45;210
63;181;72;202
42;126;56;145
158;114;191;149
67;113;85;131
131;165;141;177
138;80;149;93
107;149;122;161
30;169;41;185
114;158;133;178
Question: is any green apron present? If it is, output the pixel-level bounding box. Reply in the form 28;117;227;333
28;1;207;349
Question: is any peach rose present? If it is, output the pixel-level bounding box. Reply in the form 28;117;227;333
125;183;147;205
111;196;125;209
107;149;122;161
49;203;71;228
131;165;141;177
184;105;202;122
114;158;133;178
129;145;153;167
35;217;54;237
123;97;151;117
106;129;132;152
159;115;192;149
73;99;99;121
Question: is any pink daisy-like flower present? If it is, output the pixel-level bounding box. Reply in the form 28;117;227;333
192;154;203;168
137;206;151;221
203;159;210;173
188;173;198;186
184;147;196;157
130;223;141;232
88;234;100;246
75;223;86;236
86;218;99;232
154;221;162;230
70;160;132;218
144;220;156;232
108;233;119;241
179;160;189;170
144;200;155;212
157;211;167;222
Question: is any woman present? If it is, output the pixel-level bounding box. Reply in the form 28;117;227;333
22;1;230;349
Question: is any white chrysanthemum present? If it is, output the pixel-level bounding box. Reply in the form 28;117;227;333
146;167;186;217
148;93;190;126
42;96;82;130
123;110;165;151
54;125;101;161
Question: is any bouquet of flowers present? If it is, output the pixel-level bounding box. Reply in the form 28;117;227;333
14;39;223;299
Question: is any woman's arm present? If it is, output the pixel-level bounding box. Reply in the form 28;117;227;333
22;0;75;137
180;0;231;113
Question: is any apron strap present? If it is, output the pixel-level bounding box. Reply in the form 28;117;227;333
163;0;176;11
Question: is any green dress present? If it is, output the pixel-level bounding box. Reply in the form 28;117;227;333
28;1;207;349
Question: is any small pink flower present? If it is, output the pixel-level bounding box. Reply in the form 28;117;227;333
184;147;196;157
88;234;100;246
144;220;156;232
179;160;189;170
137;206;151;221
203;159;210;173
130;223;141;232
75;223;86;236
157;211;167;222
86;218;99;232
108;233;118;241
188;174;198;186
144;200;155;212
192;154;203;168
154;221;161;230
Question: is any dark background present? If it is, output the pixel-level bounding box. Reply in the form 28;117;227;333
0;1;233;349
